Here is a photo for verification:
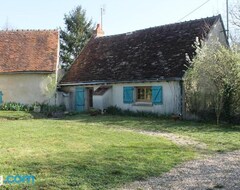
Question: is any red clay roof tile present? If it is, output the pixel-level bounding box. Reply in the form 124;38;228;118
0;30;59;73
61;15;224;84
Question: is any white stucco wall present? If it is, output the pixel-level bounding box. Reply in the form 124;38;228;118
93;95;102;110
207;19;228;46
110;81;181;115
0;73;57;105
61;81;181;115
93;88;112;111
103;89;112;109
59;86;76;111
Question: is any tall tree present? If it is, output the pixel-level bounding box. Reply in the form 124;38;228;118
60;6;94;68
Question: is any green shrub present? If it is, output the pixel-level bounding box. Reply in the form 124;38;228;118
40;104;66;116
89;108;101;116
105;106;168;118
65;111;79;116
0;102;33;112
0;102;66;118
105;106;123;115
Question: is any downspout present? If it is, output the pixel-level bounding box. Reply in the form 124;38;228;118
55;30;60;106
179;80;186;118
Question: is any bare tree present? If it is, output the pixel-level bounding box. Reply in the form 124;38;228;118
230;0;240;28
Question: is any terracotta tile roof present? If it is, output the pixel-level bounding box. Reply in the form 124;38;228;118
61;15;223;84
0;30;59;73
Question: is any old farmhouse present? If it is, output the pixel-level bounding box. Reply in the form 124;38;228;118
59;15;228;115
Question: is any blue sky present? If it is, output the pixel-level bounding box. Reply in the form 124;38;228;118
0;0;231;35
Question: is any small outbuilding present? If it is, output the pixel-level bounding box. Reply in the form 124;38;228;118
0;30;60;105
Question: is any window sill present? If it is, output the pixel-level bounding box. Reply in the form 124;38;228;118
133;102;153;107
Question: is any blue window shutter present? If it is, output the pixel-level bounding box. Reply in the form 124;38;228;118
152;86;163;104
123;87;134;103
0;91;3;105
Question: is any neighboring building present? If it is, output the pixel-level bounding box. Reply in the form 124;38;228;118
0;30;59;105
60;15;228;115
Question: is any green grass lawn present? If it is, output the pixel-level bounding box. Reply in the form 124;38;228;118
0;111;33;120
70;114;240;152
0;112;239;189
0;112;195;190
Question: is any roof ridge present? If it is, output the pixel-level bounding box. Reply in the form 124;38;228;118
0;29;58;32
100;14;221;39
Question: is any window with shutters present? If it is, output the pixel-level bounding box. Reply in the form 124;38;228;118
136;87;152;102
123;86;163;105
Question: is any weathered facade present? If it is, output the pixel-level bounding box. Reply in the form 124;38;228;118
61;81;181;114
60;15;228;115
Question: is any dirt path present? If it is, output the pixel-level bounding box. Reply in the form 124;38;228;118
120;150;240;190
123;129;207;149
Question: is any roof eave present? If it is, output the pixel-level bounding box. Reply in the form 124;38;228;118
60;77;182;86
0;71;55;74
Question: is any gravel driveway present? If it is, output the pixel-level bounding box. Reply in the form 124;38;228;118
120;150;240;190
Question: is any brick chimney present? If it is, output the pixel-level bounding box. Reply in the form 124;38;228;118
94;24;104;37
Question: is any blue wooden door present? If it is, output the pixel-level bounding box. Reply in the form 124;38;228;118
0;91;3;105
75;87;85;112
